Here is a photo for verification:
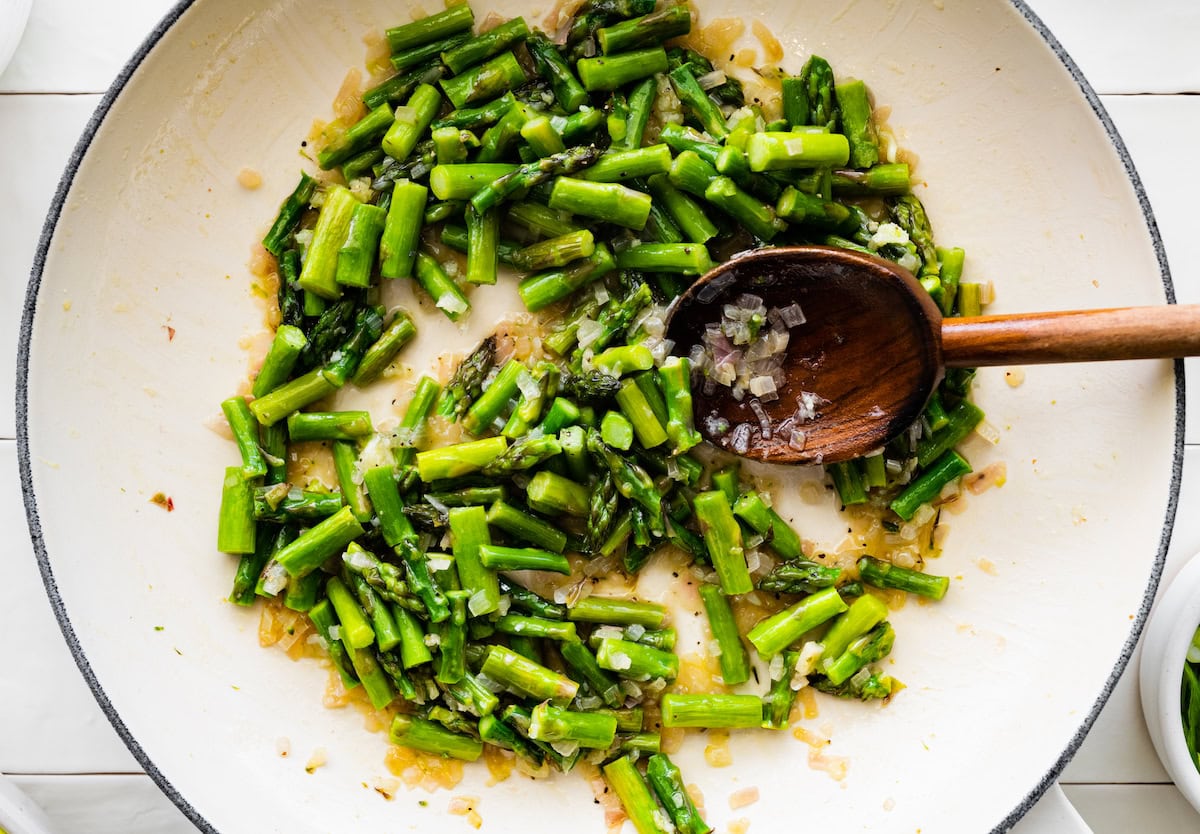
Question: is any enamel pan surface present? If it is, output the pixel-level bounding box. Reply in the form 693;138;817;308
17;1;1179;831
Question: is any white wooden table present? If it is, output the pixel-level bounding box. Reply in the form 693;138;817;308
3;0;1200;830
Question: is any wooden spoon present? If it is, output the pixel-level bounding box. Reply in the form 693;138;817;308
663;246;1200;465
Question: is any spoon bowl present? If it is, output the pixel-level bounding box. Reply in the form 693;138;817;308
666;245;1200;465
664;246;943;465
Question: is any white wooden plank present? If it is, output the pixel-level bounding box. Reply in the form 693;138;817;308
0;0;173;93
1100;95;1200;445
0;443;138;773
0;94;99;441
8;775;194;834
1026;0;1200;94
1061;784;1200;833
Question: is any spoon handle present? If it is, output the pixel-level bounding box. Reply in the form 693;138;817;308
941;305;1200;367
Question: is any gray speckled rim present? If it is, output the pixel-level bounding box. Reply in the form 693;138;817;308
14;1;1181;832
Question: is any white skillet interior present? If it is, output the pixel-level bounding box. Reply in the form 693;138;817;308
22;0;1176;831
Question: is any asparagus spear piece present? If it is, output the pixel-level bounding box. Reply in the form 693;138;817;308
416;437;509;481
858;555;950;600
668;65;728;139
341;539;412;607
379;179;427;280
731;491;803;560
601;409;635;449
385;4;475;52
603;756;672;834
449;505;500;616
526;32;589;112
890;450;971;521
518;245;617;311
480;645;580;703
438;336;495;420
389;715;482;761
351;310;417;386
761;650;801;730
463;358;523;434
646;174;717;244
479;544;572;575
568;597;667;628
581;144;673;183
510;230;595;271
796;54;838;131
251;325;307;398
273;505;364;577
704;176;787;241
597;5;691;54
493;614;578;642
548;178;651;230
332;440;372;522
578;47;668;91
297;185;358;300
646;754;712;834
465;204;500;285
757;559;841;595
262;172;316;256
432;92;516;131
746;586;848;657
440;51;528;109
834;78;880;169
530;703;618;749
694;490;752;595
308;598;359;688
614;243;713;274
823;621;895;686
326;575;375;649
594;345;654;376
559;639;624;708
442;17;531;74
486;500;569;553
318;103;395;170
698;584;750;686
660;693;763;728
363;61;447;110
609;77;655;150
217;466;256;554
471;144;602;215
526;470;591;517
429;163;520;200
414;251;470;321
500;577;569;620
221;397;268;479
285;410;373;442
596;638;678;681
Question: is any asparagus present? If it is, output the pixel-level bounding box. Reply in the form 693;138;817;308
693;490;752;595
262;172;316;256
646;754;712;834
858;555;950;600
221;397;268;479
587;626;676;652
414;251;470;321
668;65;728;139
593;345;654;377
438;336;495;420
217;467;256;554
563;369;621;403
441;51;528;109
526;470;591;517
320;305;385;386
471;144;602;215
824;621;895;686
597;5;691;54
476;107;526;162
614;243;713;274
646;174;717;244
449;505;500;616
363;61;447;110
464;204;500;285
462;358;523;434
596;637;678;681
580;281;652;358
757;559;841;595
297;185;358;300
609;77;656;150
252;325;307;398
479;544;571;575
345;568;403;652
478;714;546;769
746;586;848;657
341;540;410;606
503;704;581;771
560;640;623;708
443;17;530;74
429;162;520;199
231;524;290;604
432;92;516;131
440;223;521;265
578;47;668;91
938;245;966;317
318;103;395;170
390;714;483;761
494;614;578;642
832;78;879;168
828;460;868;506
510;230;595;271
600;411;634;451
703;176;787;241
761;650;801;730
385;4;475;52
487;500;569;553
416;437;509;481
428;485;508;507
603;756;671;834
379;179;427;280
508;201;581;238
351;310;416;386
588;429;663;517
613;377;668;448
698;584;750;686
525;32;589;113
277;249;303;329
819;593;889;667
890;450;971;521
518;244;617;311
500;577;569;620
326;575;376;649
659;694;763;729
480;645;580;703
549;177;651;230
831;162;911;196
308;598;359;688
530;702;618;749
253;484;341;524
568;597;667;629
285;410;372;442
581;144;673;183
813;670;900;701
795;54;838;131
731;491;803;560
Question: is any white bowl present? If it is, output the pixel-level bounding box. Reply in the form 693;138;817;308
1140;550;1200;814
0;0;32;75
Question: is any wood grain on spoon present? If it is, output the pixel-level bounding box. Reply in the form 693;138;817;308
665;246;1200;466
